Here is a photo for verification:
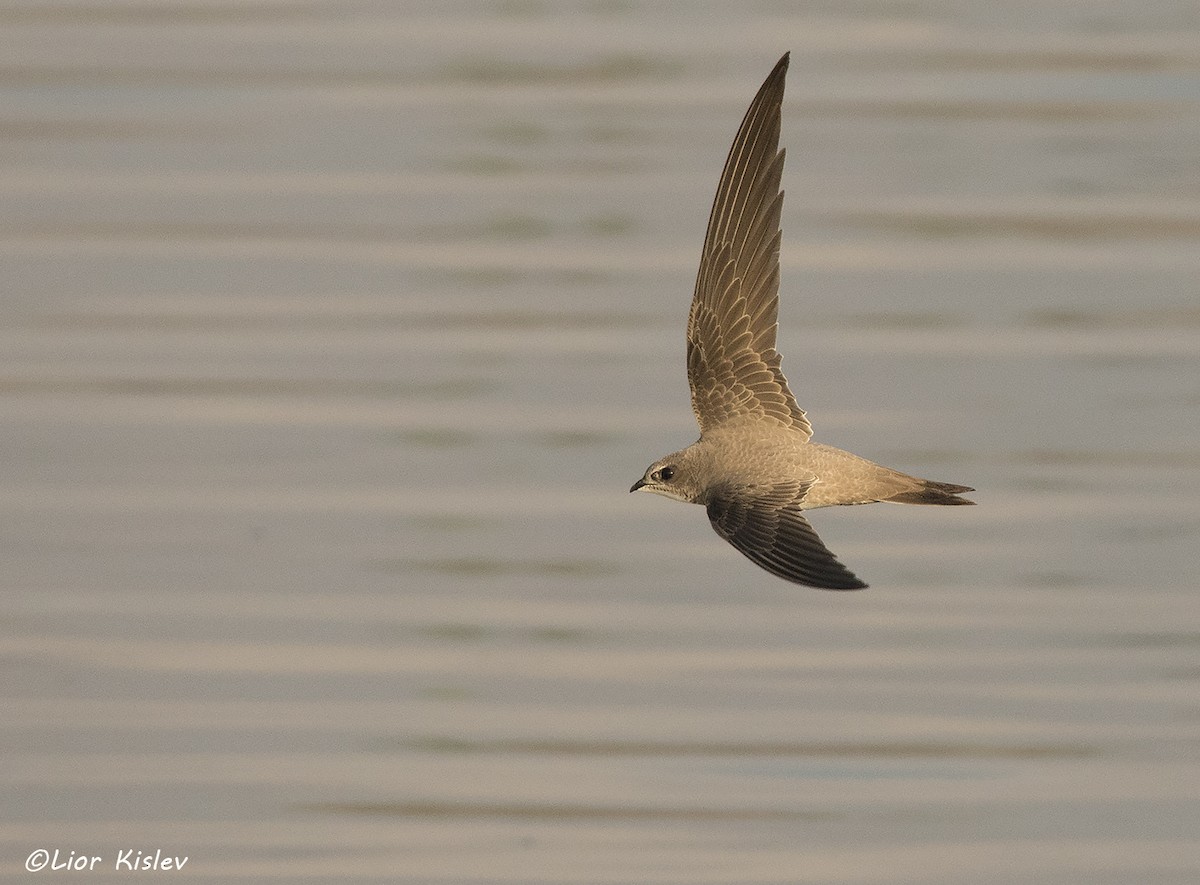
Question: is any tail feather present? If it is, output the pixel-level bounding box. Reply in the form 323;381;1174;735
886;479;975;506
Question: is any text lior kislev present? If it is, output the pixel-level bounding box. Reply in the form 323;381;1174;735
26;849;188;873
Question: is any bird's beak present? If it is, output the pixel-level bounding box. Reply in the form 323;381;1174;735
629;478;646;493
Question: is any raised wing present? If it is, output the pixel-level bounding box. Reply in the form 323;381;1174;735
687;52;811;438
706;480;867;590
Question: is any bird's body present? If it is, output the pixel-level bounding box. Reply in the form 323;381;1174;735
657;430;967;510
630;52;974;590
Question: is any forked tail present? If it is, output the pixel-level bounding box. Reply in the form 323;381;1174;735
885;479;975;506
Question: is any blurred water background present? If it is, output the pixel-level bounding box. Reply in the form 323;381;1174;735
2;1;1199;882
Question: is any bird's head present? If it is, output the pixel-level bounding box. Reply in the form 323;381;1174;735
630;449;703;504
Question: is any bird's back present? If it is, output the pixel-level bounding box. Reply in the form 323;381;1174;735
699;430;970;509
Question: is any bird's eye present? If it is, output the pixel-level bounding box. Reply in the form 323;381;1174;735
658;466;675;482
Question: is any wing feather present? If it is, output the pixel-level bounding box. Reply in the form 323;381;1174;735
706;481;867;590
686;53;811;437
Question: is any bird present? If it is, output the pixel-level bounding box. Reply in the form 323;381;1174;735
630;52;974;590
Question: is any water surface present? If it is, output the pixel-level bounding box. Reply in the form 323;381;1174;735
2;2;1198;882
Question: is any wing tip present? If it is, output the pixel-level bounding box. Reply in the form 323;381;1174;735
823;575;868;592
763;52;789;95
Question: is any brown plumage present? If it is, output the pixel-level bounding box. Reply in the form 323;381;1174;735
630;53;974;590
